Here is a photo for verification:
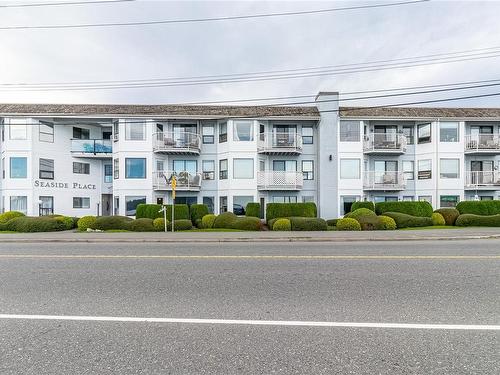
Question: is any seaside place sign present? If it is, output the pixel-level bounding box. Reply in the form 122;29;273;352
34;180;96;190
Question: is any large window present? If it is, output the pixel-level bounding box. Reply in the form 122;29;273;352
440;158;460;178
203;196;214;213
340;159;360;179
440;195;459;208
73;127;90;140
9;120;27;140
10;157;27;178
340;121;360;142
125;196;146;216
73;162;90;175
113;158;119;179
39;196;54;216
125;158;146;178
219;122;227;143
10;196;27;214
104;164;113;183
39;122;54;142
273;196;297;203
39;158;54;179
125;121;145;140
202;160;215;180
219;159;228;179
417;123;431;144
173;160;197;175
302;126;313;144
403;160;414;180
418;159;432;179
233;158;254;179
113;121;119;141
403;126;414;145
273;160;297;171
233;196;253;215
233;121;253;141
302;160;314;180
202;125;214;144
419;195;432;204
73;197;90;209
440;122;459;142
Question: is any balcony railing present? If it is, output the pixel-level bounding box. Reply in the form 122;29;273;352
465;134;500;153
465;171;500;188
257;171;303;190
257;132;302;154
71;139;112;155
153;170;202;191
363;133;407;153
363;171;406;190
153;131;201;154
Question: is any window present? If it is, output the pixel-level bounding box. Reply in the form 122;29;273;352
125;196;146;216
10;157;27;178
273;196;297;203
73;162;90;175
302;160;314;180
114;196;119;215
73;127;90;140
103;130;112;140
340;121;360;142
233;121;253;141
39;158;54;179
125;121;145;140
273;160;297;171
233;196;253;215
418;159;432;179
1;158;4;179
113;121;119;141
10;196;27;214
219;159;228;179
340;159;360;179
340;196;359;214
203;196;215;213
104;164;112;183
233;159;254;179
219;196;228;213
440;122;459;142
440;158;460;178
219;122;227;143
403;126;414;145
440;195;459;208
417;123;431;144
39;196;54;216
480;196;494;201
39;122;54;142
113;158;119;179
202;125;215;144
302;196;315;203
419;196;432;204
173;160;197;176
302;126;313;144
403;196;414;201
156;160;164;172
73;197;90;209
403;161;414;180
9;120;27;140
202;160;215;180
125;158;146;178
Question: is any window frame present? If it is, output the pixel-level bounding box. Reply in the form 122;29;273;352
402;125;414;145
39;122;54;143
39;158;54;180
104;164;113;183
73;161;90;175
440;195;459;208
340;158;361;179
202;125;215;144
125;158;146;179
202;160;215;180
417;159;432;180
219;122;227;143
302;126;314;144
10;157;28;179
417;123;431;144
219;159;228;180
233;158;254;179
73;126;90;140
439;122;459;142
73;197;91;209
339;121;360;142
302;160;314;180
124;121;146;141
439;158;460;179
233;121;254;142
113;158;119;179
402;160;414;180
125;196;146;216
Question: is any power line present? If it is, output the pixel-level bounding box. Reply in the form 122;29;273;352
0;0;428;30
0;0;134;8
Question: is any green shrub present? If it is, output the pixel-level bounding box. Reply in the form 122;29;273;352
434;208;460;226
232;217;262;231
355;215;383;231
266;203;317;222
245;203;261;218
375;201;433;217
336;218;361;231
6;216;66;232
135;204;162;219
289;217;327;231
455;214;500;227
273;218;291;231
378;215;397;230
153;217;169;231
0;211;25;224
456;200;500;216
345;208;377;219
213;212;238;228
93;216;132;231
383;212;433;228
351;201;375;212
166;204;190;220
190;204;209;225
55;216;74;230
128;218;156;231
431;212;446;226
77;215;97;231
326;219;339;227
201;214;217;229
170;219;193;231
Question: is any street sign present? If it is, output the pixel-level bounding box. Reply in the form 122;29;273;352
171;176;177;199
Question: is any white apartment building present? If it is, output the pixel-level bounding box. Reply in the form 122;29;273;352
1;93;499;219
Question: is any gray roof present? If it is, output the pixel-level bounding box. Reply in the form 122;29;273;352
339;106;500;120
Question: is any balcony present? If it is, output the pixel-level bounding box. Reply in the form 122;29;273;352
153;171;202;191
257;171;303;190
257;133;302;155
363;133;407;154
71;139;112;158
153;131;201;155
363;171;406;191
465;134;500;154
465;171;500;190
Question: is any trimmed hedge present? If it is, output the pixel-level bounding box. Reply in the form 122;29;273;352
170;219;193;231
153;217;168;231
201;214;217;229
378;215;397;230
213;212;238;229
289;217;327;231
455;214;500;227
245;203;261;218
336;218;361;231
434;208;460;226
431;212;446;226
5;216;66;232
383;212;433;228
375;201;433;217
190;204;209;225
351;201;375;212
266;203;317;222
135;203;190;220
93;216;132;231
0;211;25;224
273;218;291;231
232;217;262;231
128;218;156;232
345;208;377;219
456;201;500;216
356;215;383;231
55;216;74;230
77;216;97;231
326;219;339;227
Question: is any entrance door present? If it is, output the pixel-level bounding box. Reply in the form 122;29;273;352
101;194;112;216
471;160;494;184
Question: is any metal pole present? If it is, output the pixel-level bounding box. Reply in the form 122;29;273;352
172;196;175;232
164;205;167;233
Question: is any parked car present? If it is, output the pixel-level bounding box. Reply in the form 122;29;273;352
233;204;245;216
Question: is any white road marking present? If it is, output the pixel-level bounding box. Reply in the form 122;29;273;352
0;314;498;330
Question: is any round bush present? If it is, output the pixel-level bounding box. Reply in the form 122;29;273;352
431;212;446;226
153;217;169;231
356;215;383;231
434;208;460;226
213;212;238;229
190;204;209;224
378;215;397;230
326;218;339;227
345;208;377;219
0;211;25;224
55;216;74;230
232;217;262;231
93;216;132;231
289;217;328;231
201;214;217;229
272;218;291;231
336;218;361;231
77;216;97;231
128;218;156;232
170;219;193;231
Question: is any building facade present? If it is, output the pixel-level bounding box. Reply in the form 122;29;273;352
1;94;500;219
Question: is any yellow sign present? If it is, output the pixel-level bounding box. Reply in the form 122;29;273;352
171;176;176;199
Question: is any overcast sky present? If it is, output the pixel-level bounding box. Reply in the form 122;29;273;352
1;0;500;107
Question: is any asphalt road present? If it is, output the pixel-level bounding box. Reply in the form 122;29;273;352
0;240;499;374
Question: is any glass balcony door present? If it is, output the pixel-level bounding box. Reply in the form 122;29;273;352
471;160;494;184
273;125;296;147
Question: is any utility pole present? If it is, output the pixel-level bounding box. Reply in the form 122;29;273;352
171;175;177;232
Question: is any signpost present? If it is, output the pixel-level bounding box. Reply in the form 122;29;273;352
171;175;176;233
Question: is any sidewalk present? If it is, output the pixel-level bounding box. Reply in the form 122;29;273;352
1;227;500;243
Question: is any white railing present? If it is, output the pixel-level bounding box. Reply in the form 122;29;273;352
71;139;112;154
465;171;500;188
465;134;500;152
153;170;202;190
363;171;406;190
257;132;303;153
153;131;201;153
257;171;303;190
363;133;407;153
